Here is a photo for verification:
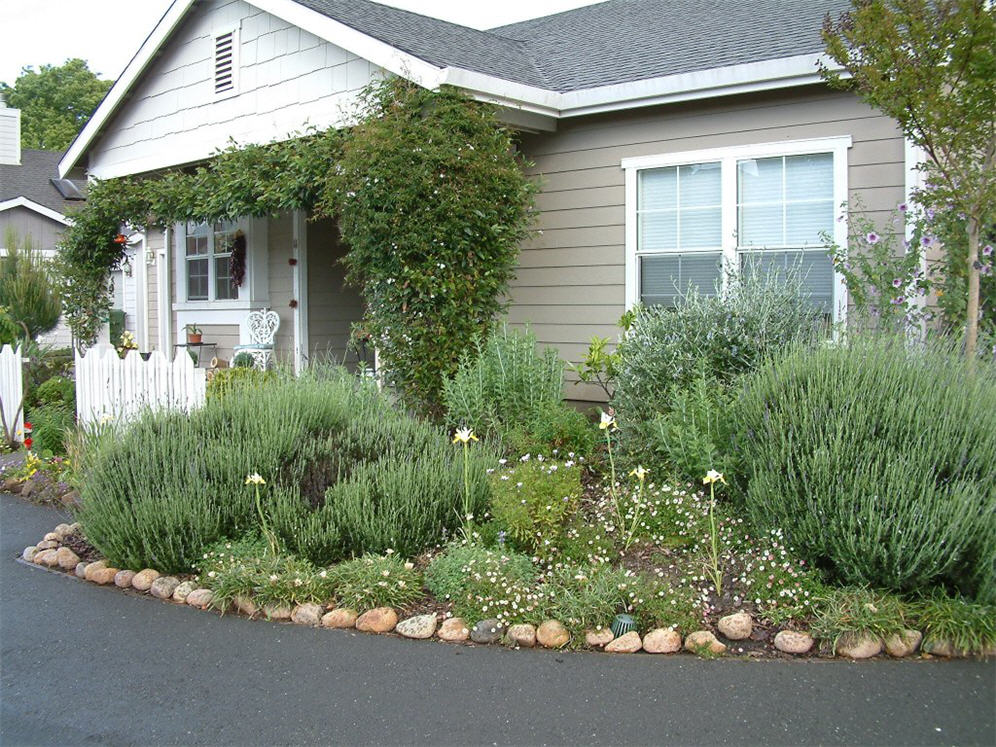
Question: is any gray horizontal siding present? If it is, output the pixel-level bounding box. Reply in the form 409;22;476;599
510;86;906;403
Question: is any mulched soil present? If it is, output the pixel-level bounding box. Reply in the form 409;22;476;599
60;530;102;563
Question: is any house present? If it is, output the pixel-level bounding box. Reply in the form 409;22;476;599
57;0;915;402
1;97;85;347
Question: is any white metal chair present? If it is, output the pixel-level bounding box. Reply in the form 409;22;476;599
233;308;280;370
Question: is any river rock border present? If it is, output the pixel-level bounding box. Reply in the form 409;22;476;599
17;523;978;660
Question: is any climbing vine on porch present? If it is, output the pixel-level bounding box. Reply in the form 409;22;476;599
318;78;537;414
58;78;536;415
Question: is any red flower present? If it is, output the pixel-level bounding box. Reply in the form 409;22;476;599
23;421;32;430
23;437;32;449
113;234;128;244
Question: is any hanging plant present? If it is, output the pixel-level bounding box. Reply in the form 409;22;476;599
229;230;247;287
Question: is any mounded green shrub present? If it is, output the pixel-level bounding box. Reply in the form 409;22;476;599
28;403;75;454
75;367;492;572
733;336;996;601
613;268;825;432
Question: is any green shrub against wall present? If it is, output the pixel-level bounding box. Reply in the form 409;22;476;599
75;367;492;572
733;336;996;602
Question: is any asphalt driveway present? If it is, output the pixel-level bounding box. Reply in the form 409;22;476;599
1;494;993;746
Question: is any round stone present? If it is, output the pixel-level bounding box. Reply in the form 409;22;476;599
186;588;215;609
290;603;324;626
130;569;160;591
643;628;682;654
355;607;398;633
75;562;88;579
84;560;108;581
585;628;615;648
321;608;358;628
470;619;505;644
91;567;120;585
885;629;923;658
172;581;197;603
263;604;293;620
32;549;58;566
536;620;570;649
396;614;438;639
505;623;537;648
836;632;883;659
21;546;38;562
114;570;137;588
437;617;470;641
685;630;726;655
149;576;181;599
717;611;753;641
774;630;815;655
605;631;643;653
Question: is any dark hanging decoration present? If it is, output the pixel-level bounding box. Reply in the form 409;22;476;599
229;230;247;287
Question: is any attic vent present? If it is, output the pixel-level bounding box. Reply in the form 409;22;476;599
213;27;239;96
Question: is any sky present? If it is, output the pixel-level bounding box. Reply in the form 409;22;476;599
0;0;605;87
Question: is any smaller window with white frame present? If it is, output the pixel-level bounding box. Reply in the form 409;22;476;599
623;137;851;321
184;220;240;302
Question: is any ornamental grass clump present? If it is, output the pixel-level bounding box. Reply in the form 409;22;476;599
913;591;996;656
733;335;996;602
538;563;632;633
811;587;909;653
75;366;492;572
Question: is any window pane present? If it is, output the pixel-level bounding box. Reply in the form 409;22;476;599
680;206;722;249
639;167;677;211
639;211;677;251
785;200;834;246
640;252;722;306
678;163;721;207
187;258;209;301
215;256;237;300
738;157;782;203
739;249;835;314
213;222;238;256
739;202;782;247
785;153;833;196
186;222;209;257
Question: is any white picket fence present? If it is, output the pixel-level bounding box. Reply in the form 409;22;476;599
0;344;24;442
75;343;206;424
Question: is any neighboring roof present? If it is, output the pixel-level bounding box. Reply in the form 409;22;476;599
0;149;85;216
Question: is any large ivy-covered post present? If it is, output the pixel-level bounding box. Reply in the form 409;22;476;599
321;79;537;416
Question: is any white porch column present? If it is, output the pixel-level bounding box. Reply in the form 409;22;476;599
291;209;309;375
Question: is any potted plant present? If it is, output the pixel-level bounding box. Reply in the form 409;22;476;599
185;324;203;345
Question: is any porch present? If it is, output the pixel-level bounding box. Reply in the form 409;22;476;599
117;211;367;372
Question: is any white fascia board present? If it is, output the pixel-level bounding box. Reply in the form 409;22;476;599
438;54;843;120
557;54;839;117
58;0;196;178
251;0;445;88
0;197;70;225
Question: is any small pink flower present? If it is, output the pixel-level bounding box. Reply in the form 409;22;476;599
866;232;880;244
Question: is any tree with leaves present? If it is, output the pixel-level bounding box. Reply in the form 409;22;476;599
1;59;112;151
821;0;995;358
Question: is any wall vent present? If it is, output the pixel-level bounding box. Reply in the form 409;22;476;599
214;27;239;97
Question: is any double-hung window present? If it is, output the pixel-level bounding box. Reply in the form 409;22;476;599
183;220;240;302
623;137;850;320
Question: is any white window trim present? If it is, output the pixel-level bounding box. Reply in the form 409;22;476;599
172;217;270;327
623;136;852;322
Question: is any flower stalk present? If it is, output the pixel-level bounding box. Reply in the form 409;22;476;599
703;469;726;597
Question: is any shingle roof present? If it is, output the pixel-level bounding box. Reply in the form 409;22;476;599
0;149;85;214
298;0;850;93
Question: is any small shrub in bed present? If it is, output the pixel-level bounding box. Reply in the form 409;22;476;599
488;457;582;558
75;366;492;572
425;543;541;626
194;534;334;610
329;554;423;611
538;563;631;633
27;403;75;454
733;335;996;601
913;591;996;656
